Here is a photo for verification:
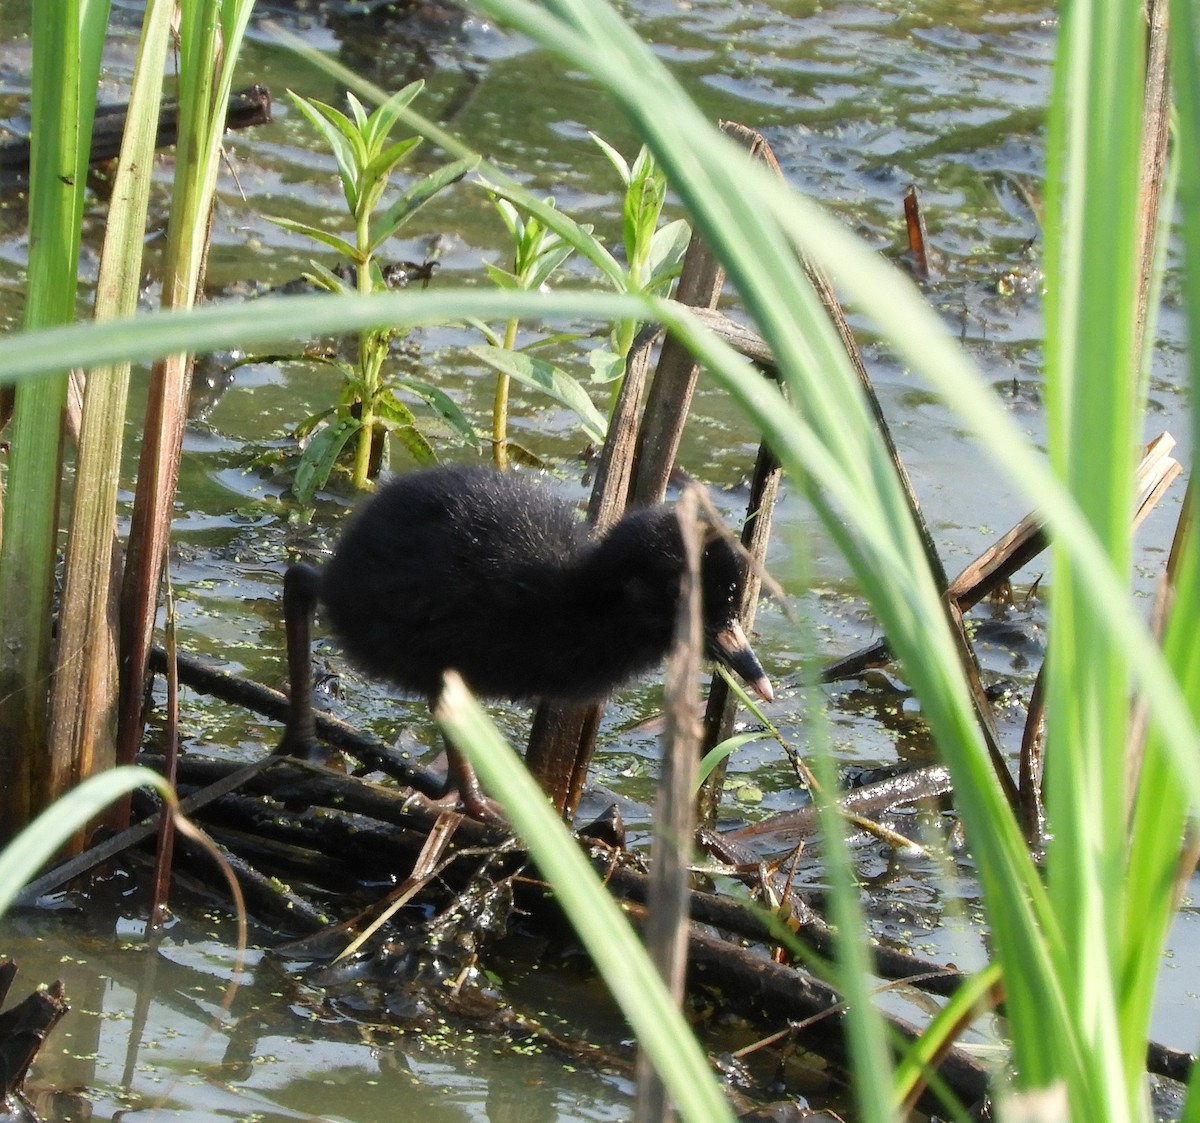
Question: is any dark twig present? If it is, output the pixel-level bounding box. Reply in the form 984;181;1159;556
146;644;449;798
688;123;786;829
0;85;272;190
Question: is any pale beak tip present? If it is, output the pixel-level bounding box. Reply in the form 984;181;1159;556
751;676;774;704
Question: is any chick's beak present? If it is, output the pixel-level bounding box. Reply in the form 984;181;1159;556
710;620;773;703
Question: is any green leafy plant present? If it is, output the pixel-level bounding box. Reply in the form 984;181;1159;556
589;137;690;389
268;83;479;500
472;194;595;467
472;139;688;465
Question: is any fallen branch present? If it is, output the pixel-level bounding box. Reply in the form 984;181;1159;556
0;85;272;191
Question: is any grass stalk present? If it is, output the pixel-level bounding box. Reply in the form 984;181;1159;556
0;0;111;839
1036;1;1192;1114
47;0;177;820
116;0;257;778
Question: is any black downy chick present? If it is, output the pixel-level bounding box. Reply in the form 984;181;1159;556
277;465;772;812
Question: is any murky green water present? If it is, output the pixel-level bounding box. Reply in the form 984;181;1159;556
1;0;1196;1118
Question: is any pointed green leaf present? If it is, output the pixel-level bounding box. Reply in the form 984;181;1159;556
361;136;423;189
294;415;360;502
307;97;366;159
302;354;358;381
395;377;482;446
287;91;365;210
266;215;361;262
483;262;521;290
525;239;577;291
490;194;523;239
515;213;546;268
697;731;763;788
590;132;631;184
587;348;624;384
302;259;354;295
370;156;479;252
519;331;589;352
484;261;528;289
468;344;607;443
624;171;666;276
629;144;658;185
372;390;418;428
645;218;691;289
480;180;628;291
389;422;438;465
363;81;426;152
345;90;370;132
465;316;505;347
356;175;391;225
293;403;338;441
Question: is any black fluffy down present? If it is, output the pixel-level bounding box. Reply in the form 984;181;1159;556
317;464;750;702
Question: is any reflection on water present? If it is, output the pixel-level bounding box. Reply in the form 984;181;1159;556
6;897;634;1122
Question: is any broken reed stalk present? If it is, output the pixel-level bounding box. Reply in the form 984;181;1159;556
527;120;786;823
1133;0;1171;370
634;490;705;1123
47;2;176;851
647;121;786;829
115;5;258;824
0;965;70;1103
523;324;659;814
680;125;1017;816
903;185;931;283
799;216;1017;809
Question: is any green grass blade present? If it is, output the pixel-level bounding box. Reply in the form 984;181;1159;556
0;767;173;916
435;674;737;1123
0;0;111;833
